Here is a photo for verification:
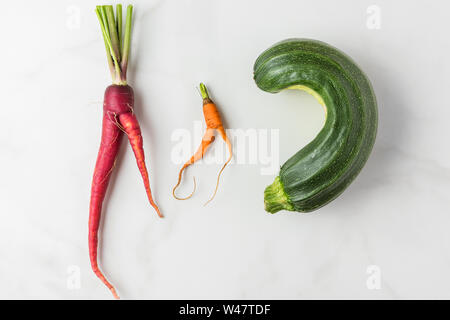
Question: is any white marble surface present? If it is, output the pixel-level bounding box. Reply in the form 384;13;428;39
1;0;450;299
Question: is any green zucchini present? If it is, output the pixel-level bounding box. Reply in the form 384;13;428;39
253;39;378;213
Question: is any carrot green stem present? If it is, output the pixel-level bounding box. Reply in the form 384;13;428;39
104;6;121;62
199;83;210;100
121;5;133;79
96;8;115;79
96;6;121;83
96;4;133;85
116;4;123;52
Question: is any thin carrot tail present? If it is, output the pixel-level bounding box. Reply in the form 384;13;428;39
172;128;215;200
118;113;162;218
172;163;197;200
92;264;120;299
204;127;232;206
89;230;120;299
89;233;120;299
136;155;162;218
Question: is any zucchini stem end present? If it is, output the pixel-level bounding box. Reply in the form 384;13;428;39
264;176;294;213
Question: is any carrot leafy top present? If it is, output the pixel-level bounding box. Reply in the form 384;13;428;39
96;4;133;85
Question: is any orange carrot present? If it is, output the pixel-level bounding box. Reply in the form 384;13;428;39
173;83;232;204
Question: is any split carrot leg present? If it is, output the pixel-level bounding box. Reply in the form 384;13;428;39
89;113;123;299
172;128;215;200
199;83;233;205
118;112;162;218
204;126;233;205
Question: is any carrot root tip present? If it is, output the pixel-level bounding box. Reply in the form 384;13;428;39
110;287;120;300
173;177;197;200
154;205;163;218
